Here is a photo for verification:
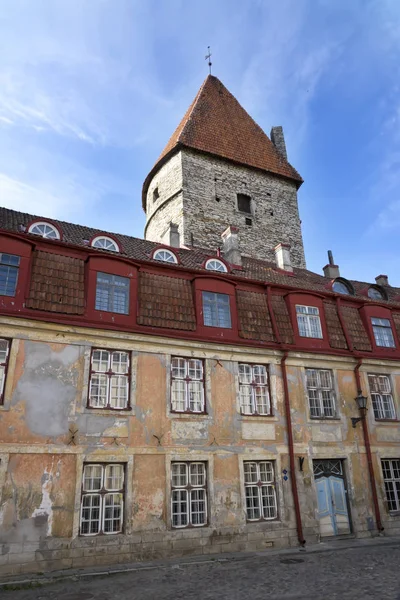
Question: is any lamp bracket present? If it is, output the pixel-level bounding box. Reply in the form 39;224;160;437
351;416;364;428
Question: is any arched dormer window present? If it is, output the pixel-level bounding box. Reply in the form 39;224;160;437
368;285;387;301
91;236;120;252
205;258;228;273
28;221;60;240
332;278;354;296
153;248;178;264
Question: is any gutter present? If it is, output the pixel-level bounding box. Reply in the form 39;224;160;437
354;359;384;532
281;351;306;546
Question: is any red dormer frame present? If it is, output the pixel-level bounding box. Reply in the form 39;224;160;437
26;219;63;241
194;276;238;341
89;233;123;253
151;245;181;265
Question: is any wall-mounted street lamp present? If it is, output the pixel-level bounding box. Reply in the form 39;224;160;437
351;393;368;428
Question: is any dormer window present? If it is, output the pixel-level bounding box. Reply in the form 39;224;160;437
371;318;395;348
28;222;60;240
91;236;119;252
332;278;354;295
153;249;178;264
296;305;323;339
368;286;386;301
237;193;251;214
205;259;227;273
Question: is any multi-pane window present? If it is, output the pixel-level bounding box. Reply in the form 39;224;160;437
371;318;396;348
95;272;130;314
89;349;130;409
238;364;271;415
202;291;231;328
171;357;205;413
80;464;124;535
306;369;336;418
244;461;277;521
296;305;323;339
0;339;10;404
0;253;20;297
171;462;207;528
382;459;400;512
368;374;396;420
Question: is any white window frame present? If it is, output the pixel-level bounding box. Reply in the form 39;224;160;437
382;459;400;512
80;463;124;536
89;349;130;410
371;318;396;348
170;357;205;413
153;249;178;264
171;462;208;528
368;374;396;420
0;338;10;404
205;259;227;273
238;363;271;415
296;305;323;339
91;236;120;252
305;368;336;419
28;221;60;239
243;461;277;521
202;291;232;328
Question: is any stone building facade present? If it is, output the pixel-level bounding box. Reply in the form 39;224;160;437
143;75;306;268
0;74;399;579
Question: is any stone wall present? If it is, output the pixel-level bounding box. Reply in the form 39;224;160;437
145;149;306;268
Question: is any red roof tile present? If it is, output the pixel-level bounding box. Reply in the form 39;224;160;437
323;301;348;350
26;251;85;314
142;75;302;208
236;290;275;343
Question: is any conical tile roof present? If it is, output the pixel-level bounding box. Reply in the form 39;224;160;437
143;75;302;208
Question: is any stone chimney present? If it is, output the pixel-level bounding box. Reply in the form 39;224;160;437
164;222;180;248
270;126;288;160
375;274;389;287
221;225;241;266
323;250;340;279
274;243;292;272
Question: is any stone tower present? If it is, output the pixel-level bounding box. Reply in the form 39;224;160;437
142;75;306;268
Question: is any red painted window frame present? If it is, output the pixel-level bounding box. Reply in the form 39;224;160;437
0;235;32;312
360;305;399;355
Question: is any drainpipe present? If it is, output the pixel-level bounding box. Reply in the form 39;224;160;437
281;351;306;546
354;359;384;532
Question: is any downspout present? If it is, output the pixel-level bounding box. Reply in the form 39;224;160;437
354;359;384;532
281;351;306;546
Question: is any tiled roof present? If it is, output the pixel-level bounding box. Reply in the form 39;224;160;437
26;251;85;314
1;206;399;306
323;301;348;350
137;272;196;331
237;290;275;343
142;75;302;208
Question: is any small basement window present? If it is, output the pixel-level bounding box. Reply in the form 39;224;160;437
237;193;252;214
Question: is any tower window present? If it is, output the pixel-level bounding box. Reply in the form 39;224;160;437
237;194;251;214
153;187;159;203
245;218;252;227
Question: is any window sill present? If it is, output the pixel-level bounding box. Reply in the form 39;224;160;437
388;510;400;517
169;412;211;420
84;408;132;415
374;419;399;424
240;414;278;422
309;417;341;423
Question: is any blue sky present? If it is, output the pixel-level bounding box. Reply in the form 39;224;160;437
1;0;400;284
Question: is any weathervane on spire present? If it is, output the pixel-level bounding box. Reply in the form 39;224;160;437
205;46;212;74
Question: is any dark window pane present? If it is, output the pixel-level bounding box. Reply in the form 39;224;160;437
0;261;19;297
202;291;231;328
237;193;251;214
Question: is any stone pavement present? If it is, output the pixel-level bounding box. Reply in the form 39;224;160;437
2;537;400;600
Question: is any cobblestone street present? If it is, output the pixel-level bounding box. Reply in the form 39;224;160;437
3;541;400;600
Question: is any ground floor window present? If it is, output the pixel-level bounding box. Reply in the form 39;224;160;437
80;463;124;535
244;461;277;521
382;459;400;512
171;462;207;528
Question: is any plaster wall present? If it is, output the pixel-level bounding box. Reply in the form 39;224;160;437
0;317;399;577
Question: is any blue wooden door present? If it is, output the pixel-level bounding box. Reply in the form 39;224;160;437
316;475;350;536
